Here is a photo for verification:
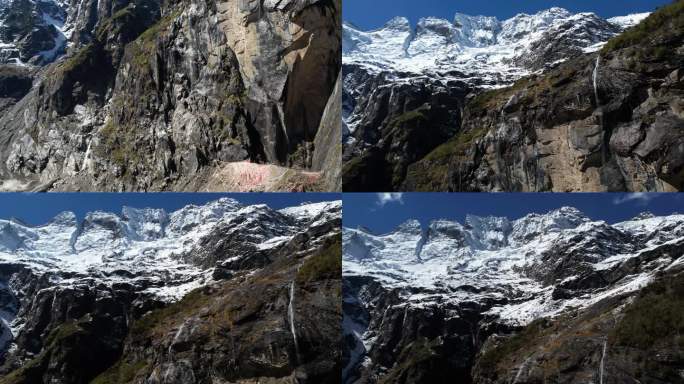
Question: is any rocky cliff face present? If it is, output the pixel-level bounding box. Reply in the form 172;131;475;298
0;199;342;383
343;3;682;192
342;208;684;383
472;273;684;384
0;0;342;192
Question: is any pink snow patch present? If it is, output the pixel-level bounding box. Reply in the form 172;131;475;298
205;161;322;192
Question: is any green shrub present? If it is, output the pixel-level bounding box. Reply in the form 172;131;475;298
389;107;429;127
90;360;148;384
602;0;684;54
609;274;684;349
296;236;341;283
57;44;96;74
478;319;552;373
379;338;441;384
0;322;85;384
94;121;139;171
128;8;183;69
128;287;215;339
402;126;488;191
423;126;487;162
95;5;135;40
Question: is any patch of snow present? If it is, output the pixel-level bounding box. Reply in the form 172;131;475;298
583;42;606;53
608;13;651;30
37;11;67;62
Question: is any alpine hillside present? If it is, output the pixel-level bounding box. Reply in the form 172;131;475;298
343;207;684;383
0;198;342;383
0;0;342;192
343;1;684;192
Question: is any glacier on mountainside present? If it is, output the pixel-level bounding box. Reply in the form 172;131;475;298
343;7;651;87
0;198;341;301
343;207;684;325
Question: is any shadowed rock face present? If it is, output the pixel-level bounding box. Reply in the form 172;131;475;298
342;68;467;191
0;65;33;114
312;70;343;191
0;0;342;192
344;3;684;192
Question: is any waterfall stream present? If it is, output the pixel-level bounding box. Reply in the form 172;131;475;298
592;55;610;163
80;139;92;172
593;56;601;106
288;281;300;363
600;340;608;384
512;355;533;384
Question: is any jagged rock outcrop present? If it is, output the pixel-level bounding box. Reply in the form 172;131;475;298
0;0;342;192
0;199;342;383
342;69;466;191
343;208;684;383
343;3;682;192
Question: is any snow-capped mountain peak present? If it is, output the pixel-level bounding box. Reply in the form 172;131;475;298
382;16;412;31
631;211;656;220
122;206;169;241
46;211;78;226
0;199;341;301
166;197;243;234
452;13;500;47
343;7;648;87
497;7;571;43
344;208;684;325
396;219;422;234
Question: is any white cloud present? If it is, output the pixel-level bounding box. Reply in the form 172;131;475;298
613;193;659;205
377;193;404;206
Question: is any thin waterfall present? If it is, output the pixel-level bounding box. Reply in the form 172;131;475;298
401;305;410;327
599;339;608;384
593;56;601;106
512;355;533;384
592;55;610;164
80;139;92;172
288;281;300;363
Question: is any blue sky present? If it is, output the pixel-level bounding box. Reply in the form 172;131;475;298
344;193;684;234
344;0;672;30
0;193;340;226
